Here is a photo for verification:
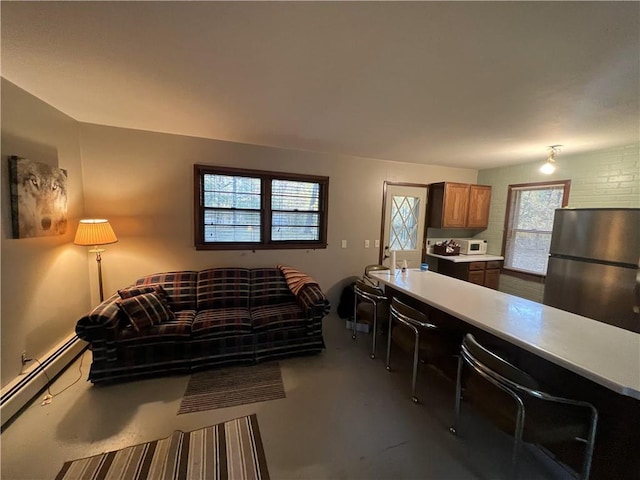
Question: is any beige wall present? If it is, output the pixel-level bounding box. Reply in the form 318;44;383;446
477;143;640;301
1;79;90;388
0;80;478;390
78;123;478;306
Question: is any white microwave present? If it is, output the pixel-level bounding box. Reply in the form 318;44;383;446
455;239;487;255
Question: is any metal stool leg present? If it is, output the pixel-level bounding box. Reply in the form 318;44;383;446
511;401;526;480
450;355;464;435
409;323;420;403
386;313;393;372
352;288;357;340
371;303;378;359
580;410;598;480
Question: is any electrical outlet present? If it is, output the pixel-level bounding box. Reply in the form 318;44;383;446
21;352;28;365
374;239;380;248
341;240;347;249
364;240;370;248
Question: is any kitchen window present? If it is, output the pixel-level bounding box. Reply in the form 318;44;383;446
503;180;570;277
194;165;329;250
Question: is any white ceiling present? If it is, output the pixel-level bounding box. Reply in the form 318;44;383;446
1;1;638;169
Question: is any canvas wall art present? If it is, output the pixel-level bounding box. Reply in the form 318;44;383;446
9;156;68;238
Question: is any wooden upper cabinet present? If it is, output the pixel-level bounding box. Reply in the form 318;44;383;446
428;182;491;229
466;184;492;228
442;183;470;228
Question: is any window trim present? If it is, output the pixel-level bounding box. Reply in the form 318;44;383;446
194;164;329;250
501;180;571;280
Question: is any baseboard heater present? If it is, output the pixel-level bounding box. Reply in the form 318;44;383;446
1;334;87;429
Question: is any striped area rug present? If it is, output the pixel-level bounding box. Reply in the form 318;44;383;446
55;414;269;480
178;362;285;415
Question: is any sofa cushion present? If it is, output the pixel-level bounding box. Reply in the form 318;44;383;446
192;308;252;339
117;292;175;332
135;271;198;310
197;268;250;310
250;268;294;307
118;310;195;342
254;327;325;362
251;303;307;330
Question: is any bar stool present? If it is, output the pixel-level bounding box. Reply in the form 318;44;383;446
450;333;598;479
386;297;444;403
363;264;389;288
352;279;389;359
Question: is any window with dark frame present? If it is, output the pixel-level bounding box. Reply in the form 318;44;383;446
502;180;570;278
194;165;329;250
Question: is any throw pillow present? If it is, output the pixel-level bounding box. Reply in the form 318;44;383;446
118;284;168;300
117;292;175;332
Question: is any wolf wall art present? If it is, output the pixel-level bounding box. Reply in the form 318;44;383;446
9;156;68;238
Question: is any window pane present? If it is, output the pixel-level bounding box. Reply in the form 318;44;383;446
204;210;260;242
514;189;563;231
505;184;566;275
203;174;261;209
506;231;552;274
272;212;319;240
271;180;321;241
390;195;419;250
272;180;320;210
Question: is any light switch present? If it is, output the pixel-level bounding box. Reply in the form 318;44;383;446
374;240;380;248
364;240;370;248
341;240;347;249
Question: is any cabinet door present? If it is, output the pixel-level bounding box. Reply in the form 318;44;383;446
484;268;501;290
467;185;491;228
468;269;485;286
443;183;470;228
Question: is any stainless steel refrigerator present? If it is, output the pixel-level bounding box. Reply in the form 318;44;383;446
543;208;640;333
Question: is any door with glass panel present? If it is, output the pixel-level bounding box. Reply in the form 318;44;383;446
380;184;428;270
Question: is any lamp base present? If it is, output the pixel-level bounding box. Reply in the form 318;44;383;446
88;248;105;302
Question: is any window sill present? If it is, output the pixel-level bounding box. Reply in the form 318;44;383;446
501;268;545;283
195;242;327;251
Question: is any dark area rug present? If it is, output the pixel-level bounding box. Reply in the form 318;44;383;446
55;414;270;480
178;362;286;415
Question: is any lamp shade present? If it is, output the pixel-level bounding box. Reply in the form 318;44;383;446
74;219;118;246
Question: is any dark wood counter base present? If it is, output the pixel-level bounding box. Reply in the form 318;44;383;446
386;286;640;480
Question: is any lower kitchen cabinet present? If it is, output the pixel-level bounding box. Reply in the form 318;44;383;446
484;266;501;290
436;260;502;290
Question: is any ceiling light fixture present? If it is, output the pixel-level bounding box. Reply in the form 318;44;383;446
540;145;561;174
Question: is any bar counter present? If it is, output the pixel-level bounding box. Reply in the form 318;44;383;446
371;269;640;400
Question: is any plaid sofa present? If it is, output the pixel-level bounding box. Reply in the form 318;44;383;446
76;267;329;384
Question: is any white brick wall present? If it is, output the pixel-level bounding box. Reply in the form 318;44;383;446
499;275;545;303
477;143;640;301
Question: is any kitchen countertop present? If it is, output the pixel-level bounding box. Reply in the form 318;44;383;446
370;268;640;400
427;253;504;262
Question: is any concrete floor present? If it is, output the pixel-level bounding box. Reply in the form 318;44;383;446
1;314;575;480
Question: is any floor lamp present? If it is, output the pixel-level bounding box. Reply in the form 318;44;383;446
74;219;118;302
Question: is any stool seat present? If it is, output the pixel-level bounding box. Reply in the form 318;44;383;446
352;278;389;359
386;297;456;403
450;333;598;479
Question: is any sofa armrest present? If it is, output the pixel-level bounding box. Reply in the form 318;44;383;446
296;284;331;319
75;293;124;362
